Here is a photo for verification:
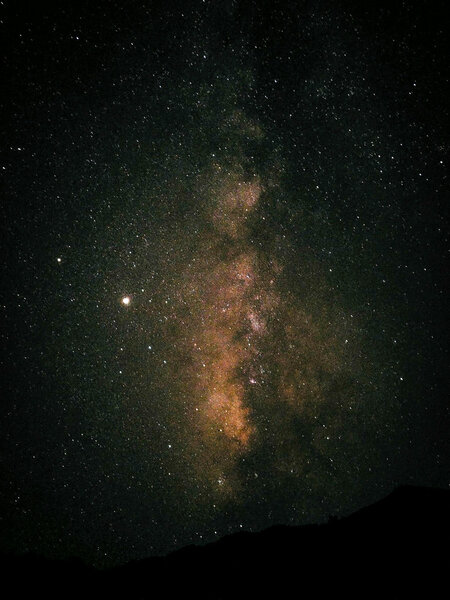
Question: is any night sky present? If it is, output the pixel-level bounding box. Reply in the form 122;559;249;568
1;0;448;567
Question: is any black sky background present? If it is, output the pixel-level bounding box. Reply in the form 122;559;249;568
1;0;449;566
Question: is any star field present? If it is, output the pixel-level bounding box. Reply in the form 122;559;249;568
1;0;448;566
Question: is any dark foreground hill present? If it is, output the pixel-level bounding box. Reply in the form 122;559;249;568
1;486;448;599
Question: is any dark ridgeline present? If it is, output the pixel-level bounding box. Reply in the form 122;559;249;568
1;485;448;599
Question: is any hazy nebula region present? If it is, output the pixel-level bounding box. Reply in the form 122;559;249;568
117;109;378;516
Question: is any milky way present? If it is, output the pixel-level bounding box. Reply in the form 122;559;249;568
151;154;360;502
110;105;384;519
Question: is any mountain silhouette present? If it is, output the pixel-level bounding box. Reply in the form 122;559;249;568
1;485;448;599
